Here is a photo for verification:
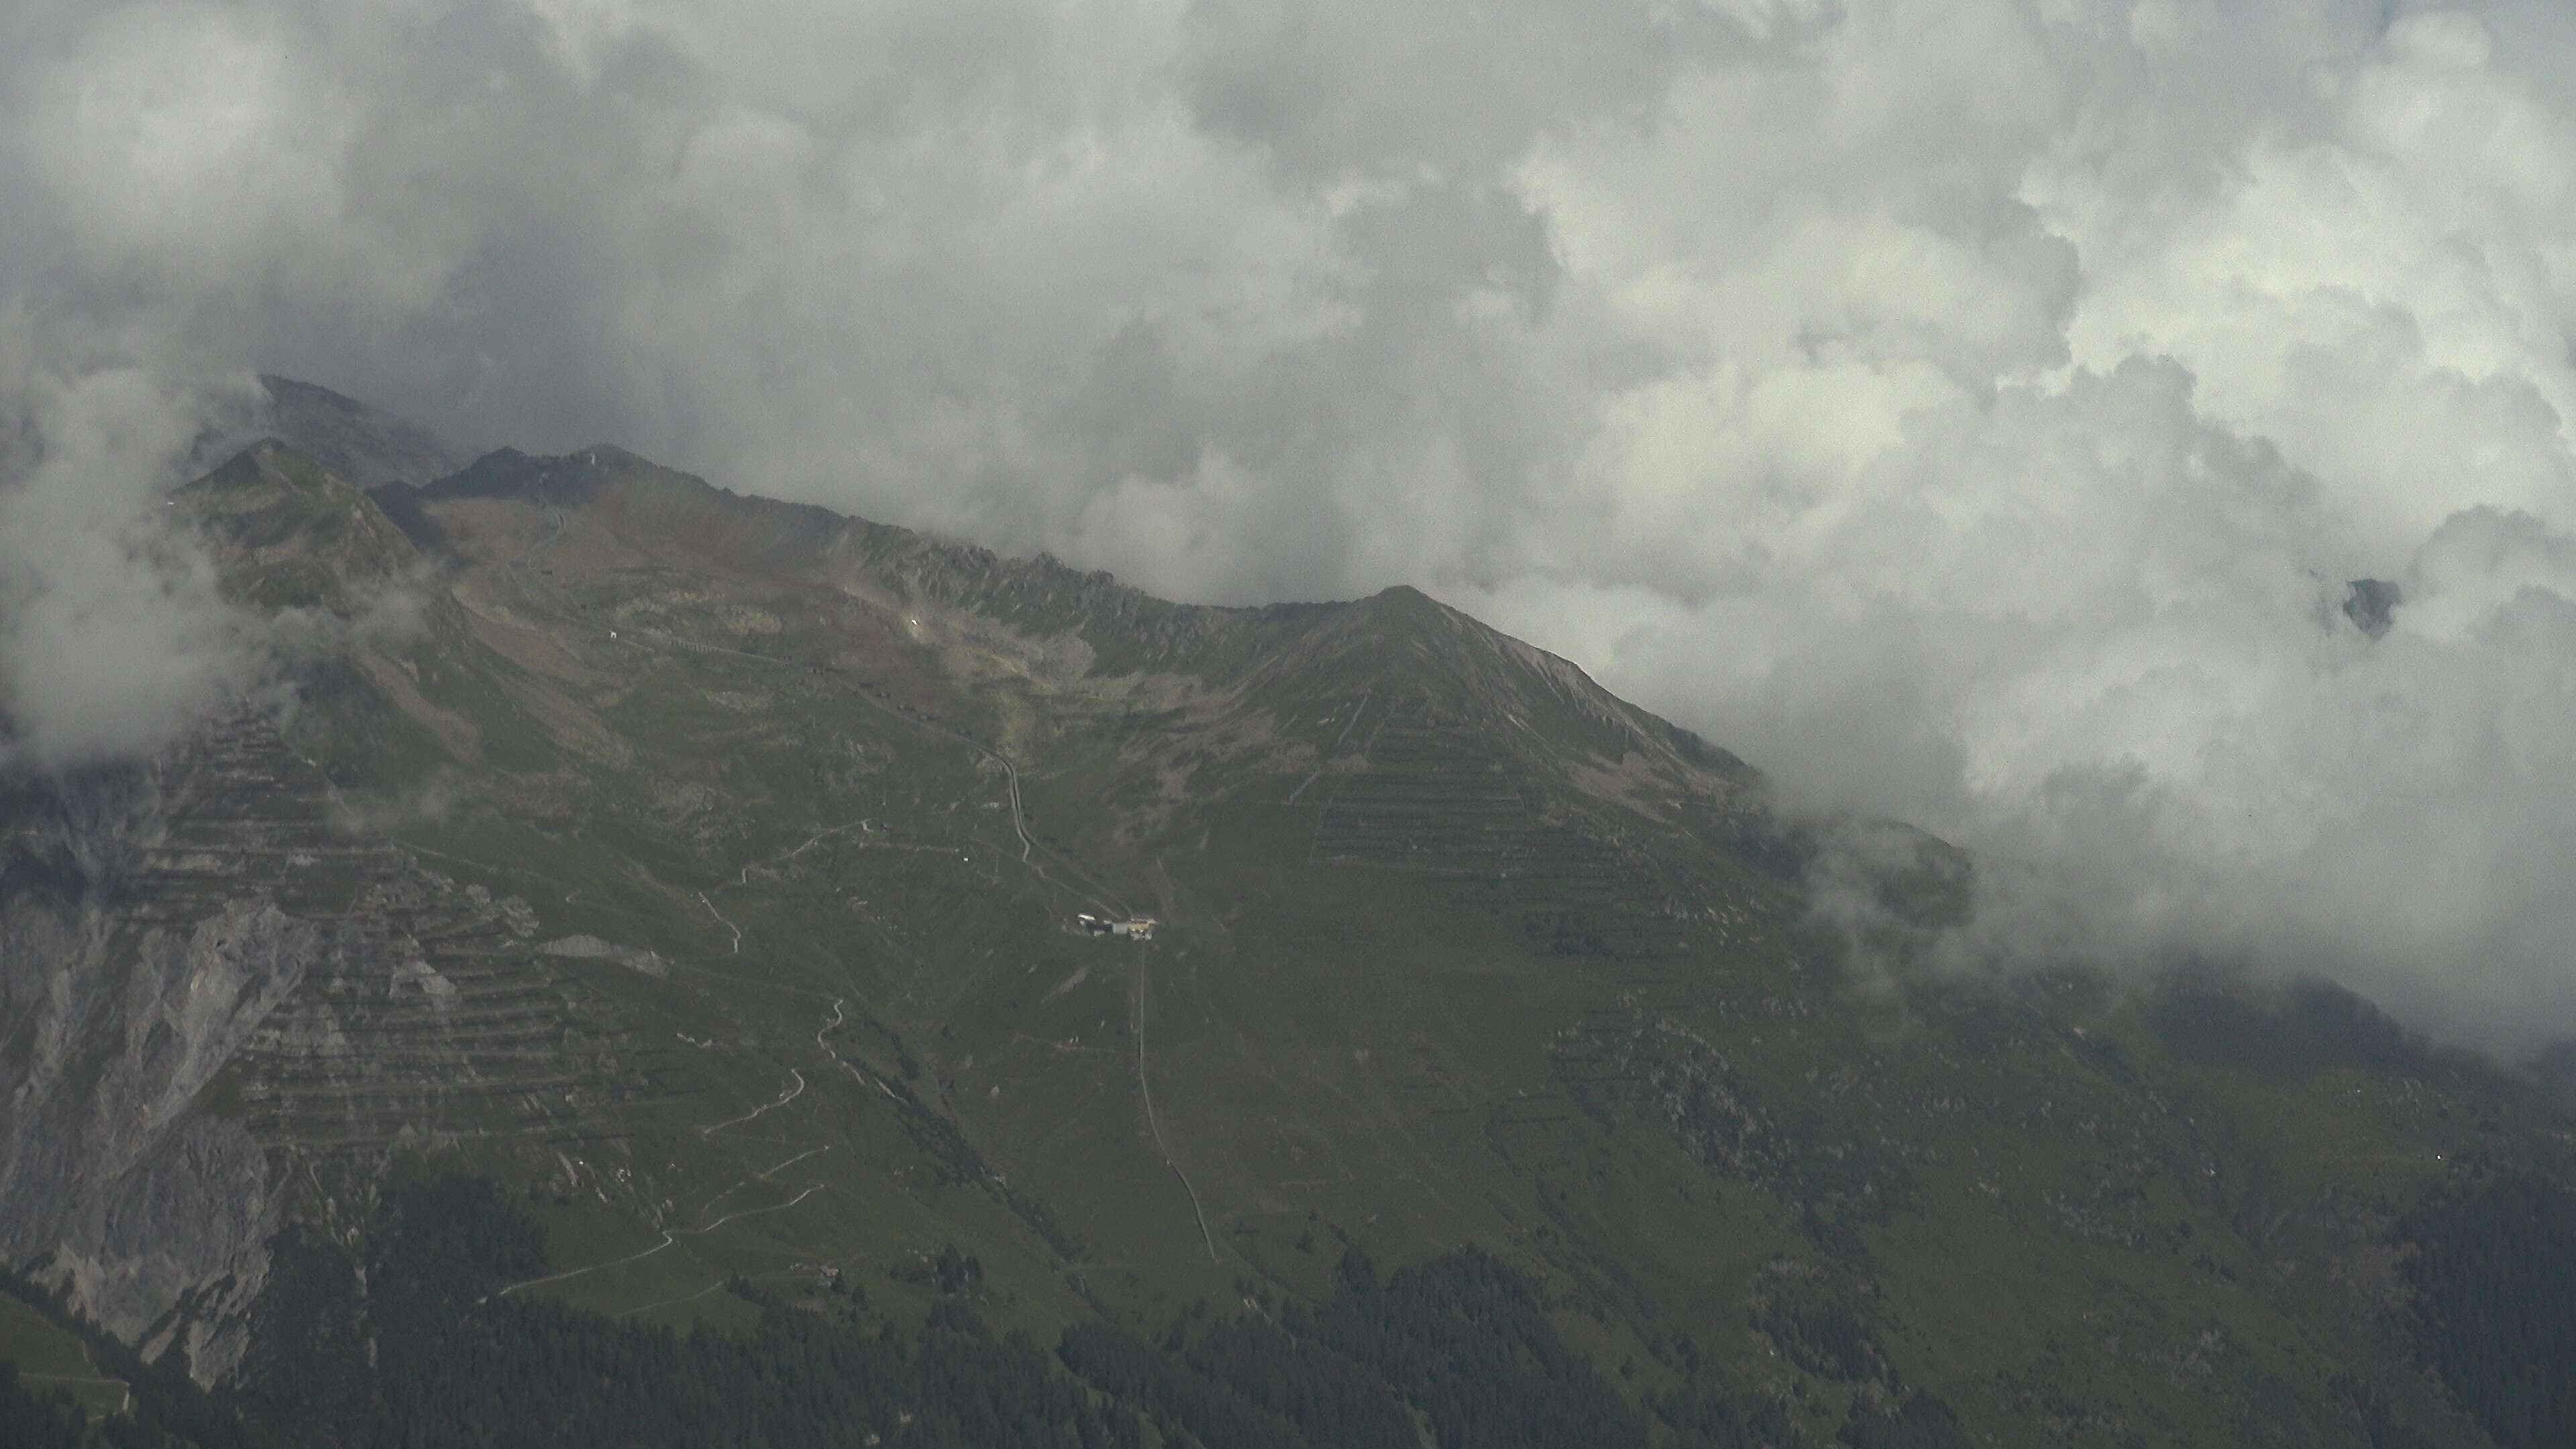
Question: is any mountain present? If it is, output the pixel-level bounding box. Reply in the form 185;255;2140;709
4;384;2573;1448
186;374;469;490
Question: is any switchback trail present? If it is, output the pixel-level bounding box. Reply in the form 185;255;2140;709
490;1182;830;1300
500;1002;843;1303
721;817;876;890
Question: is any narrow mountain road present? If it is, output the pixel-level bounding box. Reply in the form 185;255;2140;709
490;1182;831;1300
474;498;1124;920
694;818;876;955
698;1069;806;1138
1289;690;1371;804
696;1144;835;1218
627;624;1134;918
1332;689;1371;751
695;890;743;955
615;1279;735;1321
815;998;904;1104
998;751;1032;863
504;502;570;587
724;817;875;888
498;998;861;1304
1135;958;1222;1265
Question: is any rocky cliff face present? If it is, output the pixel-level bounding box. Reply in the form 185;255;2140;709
0;712;619;1381
0;746;301;1378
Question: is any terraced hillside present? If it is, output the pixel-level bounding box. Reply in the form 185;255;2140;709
5;389;2576;1448
133;715;637;1156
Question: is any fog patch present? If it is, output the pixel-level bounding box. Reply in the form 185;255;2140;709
0;362;256;767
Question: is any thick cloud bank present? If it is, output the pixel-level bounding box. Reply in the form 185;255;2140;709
0;340;252;767
9;0;2576;1042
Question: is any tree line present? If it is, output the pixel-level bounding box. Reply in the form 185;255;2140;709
1;1173;1995;1448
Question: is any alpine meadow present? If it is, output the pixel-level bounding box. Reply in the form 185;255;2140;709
14;4;2576;1448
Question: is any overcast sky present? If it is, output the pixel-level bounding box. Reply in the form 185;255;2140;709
9;0;2576;1045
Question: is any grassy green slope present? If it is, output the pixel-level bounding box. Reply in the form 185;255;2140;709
0;1293;124;1419
129;439;2571;1447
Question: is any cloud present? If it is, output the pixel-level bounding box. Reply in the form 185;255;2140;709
0;349;252;766
11;0;2576;1042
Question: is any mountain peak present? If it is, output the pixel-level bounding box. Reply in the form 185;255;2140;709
1364;581;1437;606
229;376;468;488
1354;582;1460;627
29;394;2544;1449
175;441;419;611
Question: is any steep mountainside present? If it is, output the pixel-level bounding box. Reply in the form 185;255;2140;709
4;388;2573;1448
189;375;468;491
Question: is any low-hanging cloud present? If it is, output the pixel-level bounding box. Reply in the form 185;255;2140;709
10;0;2576;1044
0;335;254;767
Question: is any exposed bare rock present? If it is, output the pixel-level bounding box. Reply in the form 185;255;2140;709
538;934;667;977
0;713;635;1381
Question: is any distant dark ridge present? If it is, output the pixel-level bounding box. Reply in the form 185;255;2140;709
2345;577;2401;639
225;390;1762;778
397;438;1759;793
177;441;423;614
413;444;1340;676
250;376;467;489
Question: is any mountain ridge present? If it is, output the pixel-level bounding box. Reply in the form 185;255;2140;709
4;382;2571;1448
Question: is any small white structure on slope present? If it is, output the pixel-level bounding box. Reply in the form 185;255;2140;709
1076;912;1159;941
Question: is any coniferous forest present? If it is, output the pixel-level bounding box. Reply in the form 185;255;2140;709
2398;1172;2576;1449
21;1168;2576;1447
0;1174;2004;1449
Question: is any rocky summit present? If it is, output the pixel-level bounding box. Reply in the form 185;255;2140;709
4;381;2575;1448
